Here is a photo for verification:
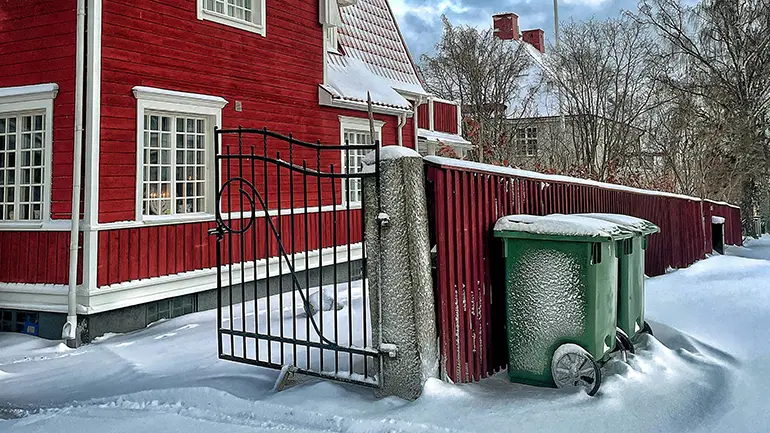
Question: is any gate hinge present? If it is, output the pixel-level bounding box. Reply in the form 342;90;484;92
379;343;398;358
377;212;390;228
208;225;226;240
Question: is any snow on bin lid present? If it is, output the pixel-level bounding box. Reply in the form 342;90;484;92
494;214;631;240
712;216;726;224
578;213;660;234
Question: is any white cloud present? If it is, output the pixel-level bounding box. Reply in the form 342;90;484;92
390;0;470;18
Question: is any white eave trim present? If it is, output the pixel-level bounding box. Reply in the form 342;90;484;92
418;128;472;148
132;86;228;109
0;83;59;104
319;86;413;117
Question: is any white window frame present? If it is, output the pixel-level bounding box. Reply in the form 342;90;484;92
132;86;228;223
516;126;538;157
197;0;266;36
0;83;57;228
339;116;383;205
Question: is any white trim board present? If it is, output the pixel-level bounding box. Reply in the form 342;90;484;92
0;283;88;314
93;203;362;230
0;244;363;315
85;243;364;314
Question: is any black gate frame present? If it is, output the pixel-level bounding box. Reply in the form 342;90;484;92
210;126;381;387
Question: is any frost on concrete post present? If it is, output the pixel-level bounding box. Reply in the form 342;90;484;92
362;146;439;400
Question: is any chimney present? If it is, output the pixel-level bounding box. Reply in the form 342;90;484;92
522;29;545;53
492;13;519;41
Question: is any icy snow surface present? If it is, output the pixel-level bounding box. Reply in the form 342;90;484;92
494;213;626;239
5;238;770;431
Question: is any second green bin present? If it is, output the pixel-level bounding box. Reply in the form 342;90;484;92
494;214;634;391
579;213;660;338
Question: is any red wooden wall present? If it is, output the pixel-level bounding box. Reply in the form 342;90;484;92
0;231;82;284
0;0;77;219
425;160;742;383
417;104;429;129
432;101;458;134
99;0;407;223
416;101;459;134
96;210;362;286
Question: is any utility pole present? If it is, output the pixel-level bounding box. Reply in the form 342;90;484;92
554;0;567;155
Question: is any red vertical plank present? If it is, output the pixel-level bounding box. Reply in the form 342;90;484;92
148;226;159;278
444;169;458;382
36;232;48;283
175;224;185;271
107;230;119;284
129;228;140;281
453;171;468;382
466;172;480;382
139;226;151;279
97;231;109;286
58;232;69;284
481;176;497;375
433;169;452;382
154;226;164;276
117;230;130;283
473;173;485;380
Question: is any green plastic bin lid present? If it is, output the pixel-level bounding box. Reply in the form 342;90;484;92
578;213;660;236
493;214;634;242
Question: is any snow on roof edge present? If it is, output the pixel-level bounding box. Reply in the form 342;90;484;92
424;156;734;204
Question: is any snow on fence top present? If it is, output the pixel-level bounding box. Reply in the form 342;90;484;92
424;156;733;205
578;213;656;232
494;214;628;238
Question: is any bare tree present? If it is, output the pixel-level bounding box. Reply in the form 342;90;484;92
419;16;535;163
545;16;666;181
638;0;770;232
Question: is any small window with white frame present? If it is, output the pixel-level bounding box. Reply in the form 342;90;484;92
198;0;265;36
515;126;538;157
339;116;382;204
141;113;208;216
133;86;227;221
0;83;57;224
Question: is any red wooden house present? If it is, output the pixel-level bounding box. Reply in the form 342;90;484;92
0;0;467;342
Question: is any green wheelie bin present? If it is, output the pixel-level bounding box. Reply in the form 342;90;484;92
493;214;634;396
579;214;660;345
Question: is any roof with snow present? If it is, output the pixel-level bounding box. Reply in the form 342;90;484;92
507;39;559;118
322;0;428;111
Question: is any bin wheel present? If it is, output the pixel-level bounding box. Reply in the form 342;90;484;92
551;343;602;396
641;321;654;336
615;328;635;354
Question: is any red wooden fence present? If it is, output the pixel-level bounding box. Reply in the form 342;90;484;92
425;158;742;383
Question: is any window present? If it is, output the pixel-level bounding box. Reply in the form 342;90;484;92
339;116;383;204
516;127;538;157
141;113;207;216
198;0;265;36
133;86;228;222
0;83;56;224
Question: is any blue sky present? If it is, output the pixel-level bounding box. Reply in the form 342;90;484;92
390;0;640;59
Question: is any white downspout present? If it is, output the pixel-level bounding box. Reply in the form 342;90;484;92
63;0;86;345
397;112;406;146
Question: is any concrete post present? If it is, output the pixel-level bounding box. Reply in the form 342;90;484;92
363;146;439;400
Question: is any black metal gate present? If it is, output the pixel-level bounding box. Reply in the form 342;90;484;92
210;127;381;387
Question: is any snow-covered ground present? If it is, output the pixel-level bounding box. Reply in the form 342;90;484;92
3;237;770;432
